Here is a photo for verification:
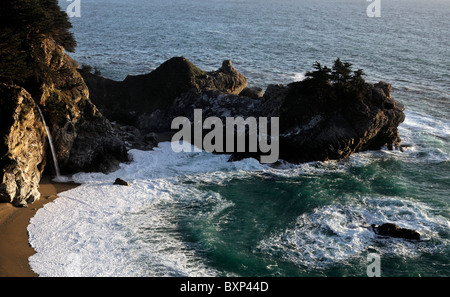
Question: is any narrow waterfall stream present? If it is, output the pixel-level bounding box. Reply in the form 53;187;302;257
35;104;62;180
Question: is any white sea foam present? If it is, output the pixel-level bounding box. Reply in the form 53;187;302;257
291;72;306;82
28;113;449;276
28;142;266;277
397;110;450;163
401;110;450;141
256;196;450;269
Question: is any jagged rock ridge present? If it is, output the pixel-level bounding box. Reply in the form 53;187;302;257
84;57;405;165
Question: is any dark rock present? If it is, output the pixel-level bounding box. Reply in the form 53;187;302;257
227;79;405;164
371;223;421;240
239;86;264;99
268;80;405;164
383;98;395;109
85;57;405;166
83;57;248;126
263;84;288;103
374;81;392;98
112;123;157;150
114;178;129;186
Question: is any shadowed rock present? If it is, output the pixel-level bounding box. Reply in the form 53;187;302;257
239;86;264;99
83;57;405;166
113;178;129;186
82;57;248;126
371;223;421;240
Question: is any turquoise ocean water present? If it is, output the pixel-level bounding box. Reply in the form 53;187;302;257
27;0;449;277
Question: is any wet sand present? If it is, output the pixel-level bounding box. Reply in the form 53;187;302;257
0;176;79;277
0;134;173;277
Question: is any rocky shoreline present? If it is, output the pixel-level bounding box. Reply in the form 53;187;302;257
85;57;405;165
1;37;405;207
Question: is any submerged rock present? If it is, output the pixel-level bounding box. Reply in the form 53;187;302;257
371;223;421;240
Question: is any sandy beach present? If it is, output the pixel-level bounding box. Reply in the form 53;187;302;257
0;176;79;277
0;133;173;278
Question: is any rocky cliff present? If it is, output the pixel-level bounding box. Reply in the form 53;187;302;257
83;58;248;128
0;85;46;206
272;80;405;163
37;40;128;173
0;47;406;207
0;39;128;206
83;57;405;165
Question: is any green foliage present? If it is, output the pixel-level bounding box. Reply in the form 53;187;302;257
304;62;332;88
78;64;102;76
0;0;76;85
304;58;366;90
331;58;353;85
351;68;366;88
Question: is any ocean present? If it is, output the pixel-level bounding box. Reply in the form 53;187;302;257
27;0;449;277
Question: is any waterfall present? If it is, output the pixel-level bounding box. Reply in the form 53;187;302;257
35;104;62;180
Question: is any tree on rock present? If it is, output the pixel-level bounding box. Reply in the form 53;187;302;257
0;0;76;85
304;62;332;87
331;58;353;86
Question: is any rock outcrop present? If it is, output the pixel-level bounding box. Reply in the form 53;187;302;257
33;39;128;174
272;80;405;163
239;86;264;99
113;178;129;186
0;84;46;206
83;57;405;166
199;60;248;95
0;39;128;206
83;57;248;127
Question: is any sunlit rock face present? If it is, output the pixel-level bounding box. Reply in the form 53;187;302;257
0;39;128;206
0;84;46;206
